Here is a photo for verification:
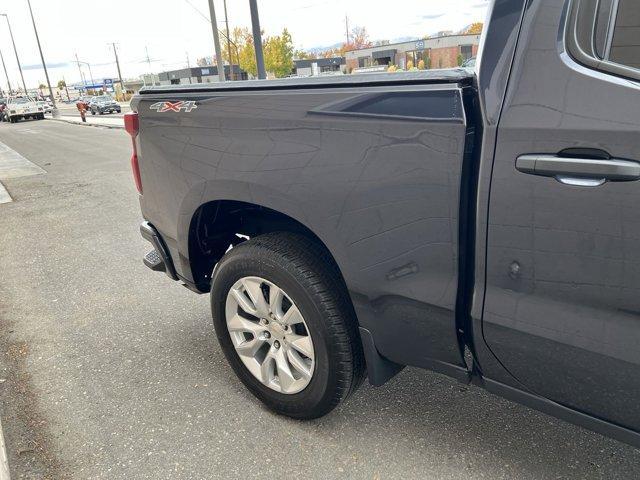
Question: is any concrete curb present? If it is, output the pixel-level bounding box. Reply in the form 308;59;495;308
0;416;10;480
45;117;124;130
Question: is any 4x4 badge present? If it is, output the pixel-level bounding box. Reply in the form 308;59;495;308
149;101;197;113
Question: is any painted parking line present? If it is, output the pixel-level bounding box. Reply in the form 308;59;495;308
0;415;10;480
0;140;46;180
0;183;11;204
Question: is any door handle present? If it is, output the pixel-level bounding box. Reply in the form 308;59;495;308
516;154;640;185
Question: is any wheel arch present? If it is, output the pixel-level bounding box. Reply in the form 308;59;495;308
185;198;348;295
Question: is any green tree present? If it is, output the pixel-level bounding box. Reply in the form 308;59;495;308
236;28;295;78
57;79;66;90
264;28;294;78
38;83;46;90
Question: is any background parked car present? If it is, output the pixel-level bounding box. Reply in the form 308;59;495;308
36;100;53;114
89;95;121;115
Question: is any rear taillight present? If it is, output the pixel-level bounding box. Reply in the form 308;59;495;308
124;112;142;194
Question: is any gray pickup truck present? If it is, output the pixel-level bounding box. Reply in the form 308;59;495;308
128;0;640;447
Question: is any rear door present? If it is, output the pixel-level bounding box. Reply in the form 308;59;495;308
483;0;640;431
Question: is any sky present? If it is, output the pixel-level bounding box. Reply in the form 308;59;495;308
0;0;489;90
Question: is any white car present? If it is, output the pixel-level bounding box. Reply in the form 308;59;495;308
4;96;45;123
36;100;53;114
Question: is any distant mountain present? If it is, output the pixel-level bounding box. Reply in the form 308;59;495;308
306;42;343;55
306;36;419;55
388;36;418;44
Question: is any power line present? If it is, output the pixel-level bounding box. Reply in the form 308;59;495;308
183;0;211;23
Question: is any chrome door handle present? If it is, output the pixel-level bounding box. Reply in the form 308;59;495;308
516;154;640;184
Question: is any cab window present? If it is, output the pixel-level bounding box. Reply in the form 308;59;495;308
567;0;640;80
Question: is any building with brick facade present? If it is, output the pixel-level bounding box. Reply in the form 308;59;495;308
345;33;481;72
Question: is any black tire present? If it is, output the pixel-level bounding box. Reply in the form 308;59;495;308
91;110;96;115
211;232;365;419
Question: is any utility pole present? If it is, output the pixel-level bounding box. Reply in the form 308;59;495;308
145;46;152;70
1;14;27;95
111;43;125;100
185;51;190;68
0;48;12;95
345;15;350;45
249;0;266;79
27;0;57;115
62;76;70;101
207;0;226;82
223;0;233;80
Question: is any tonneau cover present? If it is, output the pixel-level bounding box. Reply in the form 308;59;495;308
138;68;474;95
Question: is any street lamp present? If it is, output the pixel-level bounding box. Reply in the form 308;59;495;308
217;29;241;80
77;60;95;87
26;0;57;115
0;13;28;95
0;48;12;95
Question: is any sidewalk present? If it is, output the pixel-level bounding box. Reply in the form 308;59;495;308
47;115;124;129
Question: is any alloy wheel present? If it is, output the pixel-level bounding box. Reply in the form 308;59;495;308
225;276;315;394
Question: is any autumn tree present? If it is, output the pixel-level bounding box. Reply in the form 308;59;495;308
219;27;251;66
465;22;484;34
238;32;258;76
294;49;317;60
349;26;373;50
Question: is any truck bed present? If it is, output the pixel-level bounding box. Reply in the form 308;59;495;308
132;69;477;376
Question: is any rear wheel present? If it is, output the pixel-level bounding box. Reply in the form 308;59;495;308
211;233;365;419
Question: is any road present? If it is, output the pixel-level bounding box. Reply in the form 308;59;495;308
0;119;638;480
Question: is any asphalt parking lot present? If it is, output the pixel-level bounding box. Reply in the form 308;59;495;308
0;119;639;479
